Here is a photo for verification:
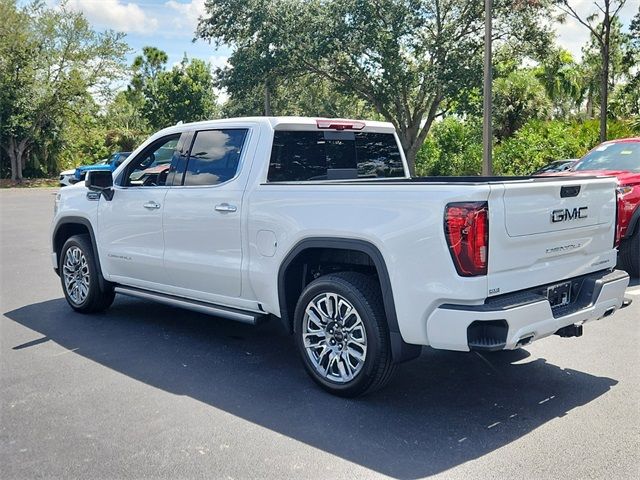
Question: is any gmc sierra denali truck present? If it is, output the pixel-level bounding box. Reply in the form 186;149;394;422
51;117;630;397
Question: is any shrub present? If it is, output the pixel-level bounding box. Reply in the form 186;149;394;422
417;117;637;177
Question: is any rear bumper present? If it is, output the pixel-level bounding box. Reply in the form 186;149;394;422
426;269;629;351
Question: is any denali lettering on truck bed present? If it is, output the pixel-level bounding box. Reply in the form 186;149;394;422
50;117;630;397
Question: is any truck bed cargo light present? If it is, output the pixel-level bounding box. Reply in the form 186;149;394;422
316;119;365;130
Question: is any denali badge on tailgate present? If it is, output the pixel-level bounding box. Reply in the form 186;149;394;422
551;206;588;223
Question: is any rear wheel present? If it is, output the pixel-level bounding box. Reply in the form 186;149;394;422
619;230;640;278
60;234;115;313
294;272;395;397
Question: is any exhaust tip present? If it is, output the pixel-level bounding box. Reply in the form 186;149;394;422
602;307;616;318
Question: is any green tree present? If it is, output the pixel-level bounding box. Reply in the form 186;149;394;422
104;91;150;152
126;49;219;130
557;0;629;142
534;48;583;117
196;0;294;115
128;46;169;121
146;56;219;128
493;69;551;139
612;6;639;118
221;73;380;119
198;0;555;175
0;0;128;180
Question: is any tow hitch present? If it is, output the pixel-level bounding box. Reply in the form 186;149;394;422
555;324;583;338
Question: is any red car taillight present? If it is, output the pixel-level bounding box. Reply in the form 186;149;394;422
444;202;489;277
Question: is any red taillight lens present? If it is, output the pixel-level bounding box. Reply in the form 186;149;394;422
444;202;489;277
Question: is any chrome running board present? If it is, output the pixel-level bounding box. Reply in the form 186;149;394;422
114;286;264;325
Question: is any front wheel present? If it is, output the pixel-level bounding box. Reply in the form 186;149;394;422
60;234;115;313
294;272;395;397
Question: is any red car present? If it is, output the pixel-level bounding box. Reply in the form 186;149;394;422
544;138;640;277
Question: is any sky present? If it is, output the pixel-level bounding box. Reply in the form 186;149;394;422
46;0;639;72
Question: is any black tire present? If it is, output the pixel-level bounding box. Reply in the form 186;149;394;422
619;230;640;279
59;234;115;313
294;272;395;397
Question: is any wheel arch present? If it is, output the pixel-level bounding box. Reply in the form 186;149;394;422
623;204;640;239
52;216;109;290
277;237;421;363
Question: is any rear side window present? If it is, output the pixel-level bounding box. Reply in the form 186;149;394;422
268;131;405;182
183;129;248;186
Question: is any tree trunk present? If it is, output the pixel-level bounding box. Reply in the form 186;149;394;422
599;11;611;143
8;149;18;182
6;137;27;182
264;79;272;116
404;147;417;177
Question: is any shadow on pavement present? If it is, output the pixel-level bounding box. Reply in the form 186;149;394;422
5;297;618;479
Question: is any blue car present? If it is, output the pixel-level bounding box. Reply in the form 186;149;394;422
73;152;131;183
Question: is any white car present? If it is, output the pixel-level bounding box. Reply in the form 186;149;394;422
50;117;630;396
58;169;76;187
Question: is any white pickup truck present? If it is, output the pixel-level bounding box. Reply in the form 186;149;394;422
51;117;630;396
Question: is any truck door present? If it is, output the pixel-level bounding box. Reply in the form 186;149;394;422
161;128;251;302
97;133;184;287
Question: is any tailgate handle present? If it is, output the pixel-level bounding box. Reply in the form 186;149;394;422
561;185;581;198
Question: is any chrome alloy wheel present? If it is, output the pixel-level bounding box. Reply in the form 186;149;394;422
302;292;368;383
62;246;90;305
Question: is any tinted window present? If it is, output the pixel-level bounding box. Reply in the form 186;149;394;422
573;142;640;172
268;131;405;182
123;135;180;187
183;129;248;186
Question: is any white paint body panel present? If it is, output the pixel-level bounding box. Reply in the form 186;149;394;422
97;186;169;286
51;116;628;351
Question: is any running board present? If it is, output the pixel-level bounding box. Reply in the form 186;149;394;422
114;286;264;325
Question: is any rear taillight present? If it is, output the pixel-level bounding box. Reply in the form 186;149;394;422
444;202;489;277
614;187;629;247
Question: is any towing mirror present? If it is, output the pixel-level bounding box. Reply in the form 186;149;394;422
85;170;114;201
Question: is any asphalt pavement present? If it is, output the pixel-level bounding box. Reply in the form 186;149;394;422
1;188;639;480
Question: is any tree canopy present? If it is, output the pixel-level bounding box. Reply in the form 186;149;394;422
198;0;556;173
1;0;638;182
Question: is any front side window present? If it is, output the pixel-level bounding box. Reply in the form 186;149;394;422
123;135;180;187
183;129;248;186
267;130;405;182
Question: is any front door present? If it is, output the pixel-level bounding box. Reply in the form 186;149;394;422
97;134;182;288
162;128;249;302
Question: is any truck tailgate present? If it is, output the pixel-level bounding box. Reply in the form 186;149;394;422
487;177;618;297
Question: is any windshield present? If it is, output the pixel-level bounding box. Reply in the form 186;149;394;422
573;142;640;172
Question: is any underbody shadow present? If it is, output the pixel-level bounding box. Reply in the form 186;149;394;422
5;297;617;479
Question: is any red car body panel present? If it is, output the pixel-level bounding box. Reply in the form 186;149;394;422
539;138;640;243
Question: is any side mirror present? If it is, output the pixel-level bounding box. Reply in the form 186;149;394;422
85;170;114;201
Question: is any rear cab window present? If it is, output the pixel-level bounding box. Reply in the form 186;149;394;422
267;130;405;182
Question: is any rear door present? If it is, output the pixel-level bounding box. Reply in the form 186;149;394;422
162;128;251;302
487;177;618;297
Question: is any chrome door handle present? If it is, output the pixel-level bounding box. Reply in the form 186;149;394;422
214;203;237;213
143;201;161;210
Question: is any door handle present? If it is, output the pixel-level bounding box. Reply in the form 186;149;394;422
143;201;161;210
214;203;237;213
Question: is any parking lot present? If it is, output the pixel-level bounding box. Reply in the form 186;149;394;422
1;188;639;479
